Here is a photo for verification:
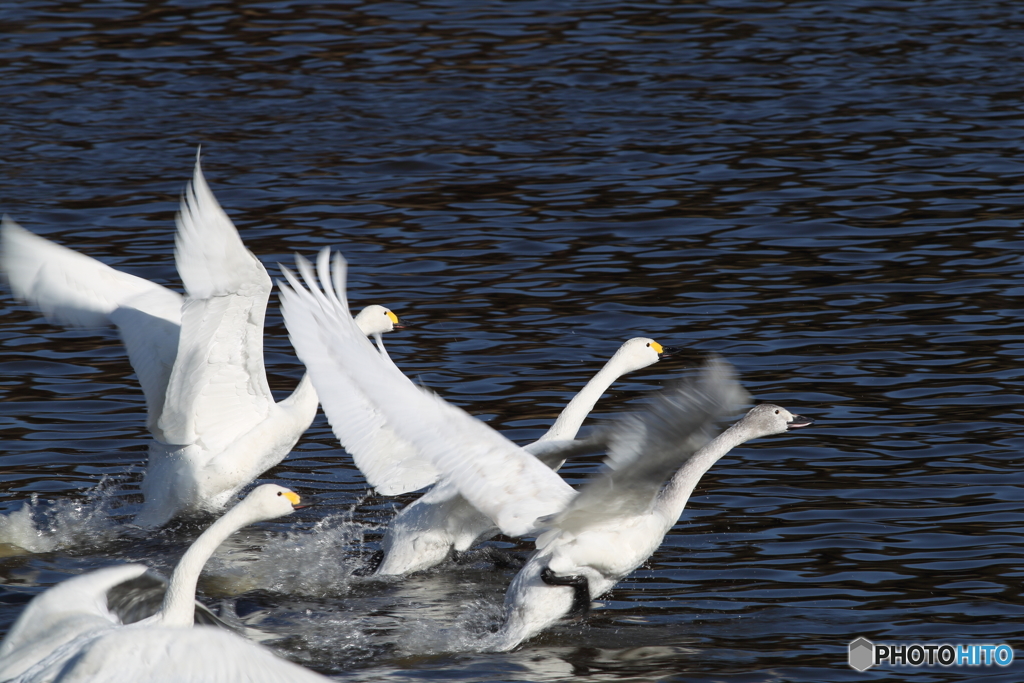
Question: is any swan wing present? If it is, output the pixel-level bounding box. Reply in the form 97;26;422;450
0;217;183;429
546;359;747;537
157;153;274;452
50;626;333;683
0;565;149;680
278;250;438;494
279;249;574;534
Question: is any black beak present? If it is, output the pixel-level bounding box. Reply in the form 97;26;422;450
659;346;680;359
786;415;814;430
293;503;314;510
393;322;407;330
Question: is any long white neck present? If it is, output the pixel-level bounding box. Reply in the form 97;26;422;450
655;419;755;528
536;359;632;443
372;332;393;364
159;501;260;626
278;372;319;427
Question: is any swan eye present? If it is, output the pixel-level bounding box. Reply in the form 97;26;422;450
774;409;779;414
277;491;282;496
646;342;650;347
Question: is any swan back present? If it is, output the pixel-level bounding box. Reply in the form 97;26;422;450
0;565;150;681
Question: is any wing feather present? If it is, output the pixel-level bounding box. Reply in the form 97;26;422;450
157;153;273;450
47;626;332;683
279;249;575;532
0;217;183;430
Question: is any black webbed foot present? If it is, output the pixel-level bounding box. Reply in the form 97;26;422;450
540;566;591;618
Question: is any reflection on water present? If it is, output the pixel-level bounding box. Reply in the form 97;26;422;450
3;0;1024;680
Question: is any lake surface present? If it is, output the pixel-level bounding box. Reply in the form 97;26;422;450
2;1;1024;681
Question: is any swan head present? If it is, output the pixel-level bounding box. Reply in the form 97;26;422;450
236;484;304;522
739;404;813;437
610;337;674;374
354;304;403;336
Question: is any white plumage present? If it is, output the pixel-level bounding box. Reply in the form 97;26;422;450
0;485;331;683
278;248;813;650
0;154;402;528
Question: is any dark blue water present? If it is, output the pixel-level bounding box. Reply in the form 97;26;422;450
2;1;1024;681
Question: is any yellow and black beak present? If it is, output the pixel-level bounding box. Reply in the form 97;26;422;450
387;310;406;330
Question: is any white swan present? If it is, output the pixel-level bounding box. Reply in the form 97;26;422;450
0;484;331;682
373;336;671;575
276;249;812;649
0;156;401;528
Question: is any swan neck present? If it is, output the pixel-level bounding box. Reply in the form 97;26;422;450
373;332;393;364
657;420;752;524
283;371;318;408
160;502;256;626
538;360;625;442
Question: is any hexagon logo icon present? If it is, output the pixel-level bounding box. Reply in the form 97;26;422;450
849;637;874;671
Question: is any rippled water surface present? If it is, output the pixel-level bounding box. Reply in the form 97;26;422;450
3;1;1024;681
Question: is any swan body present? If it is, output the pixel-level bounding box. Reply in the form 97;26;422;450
0;157;401;528
0;484;331;682
375;337;670;575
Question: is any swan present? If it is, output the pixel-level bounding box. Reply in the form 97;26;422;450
494;399;813;650
0;155;402;527
373;336;673;575
0;484;332;682
276;249;812;649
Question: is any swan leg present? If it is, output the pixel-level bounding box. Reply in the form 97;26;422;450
540;567;590;618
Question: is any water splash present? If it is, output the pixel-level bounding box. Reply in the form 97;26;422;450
396;597;507;654
0;480;124;555
208;512;376;598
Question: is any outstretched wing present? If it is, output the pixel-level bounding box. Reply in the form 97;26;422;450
0;217;182;430
43;625;333;683
0;564;149;680
157;152;274;453
279;250;438;494
279;249;574;533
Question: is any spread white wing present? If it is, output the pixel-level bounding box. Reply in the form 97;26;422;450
51;626;333;683
278;250;438;494
157;155;274;454
0;565;149;681
0;217;182;432
279;249;575;533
